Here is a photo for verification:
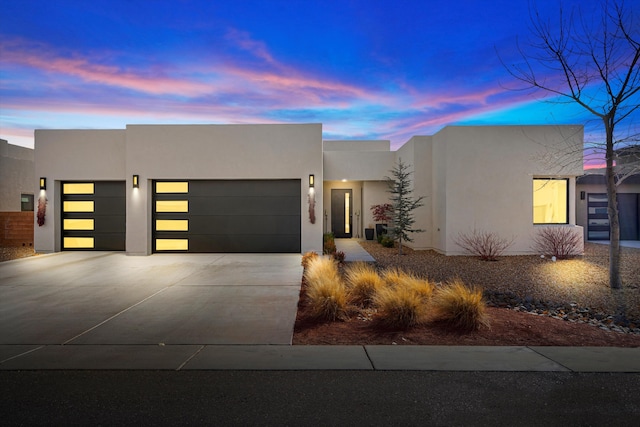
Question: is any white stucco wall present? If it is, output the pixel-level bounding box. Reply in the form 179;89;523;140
125;124;323;254
433;125;584;255
323;151;395;182
0;139;34;211
34;130;126;253
323;140;390;151
34;124;323;254
362;181;390;232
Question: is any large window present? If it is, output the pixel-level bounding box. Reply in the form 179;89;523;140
533;178;568;224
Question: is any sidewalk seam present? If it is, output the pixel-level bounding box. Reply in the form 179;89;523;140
61;287;170;345
0;345;45;365
176;345;206;371
527;346;574;372
362;345;376;370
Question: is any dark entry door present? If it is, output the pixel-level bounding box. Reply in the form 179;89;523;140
619;193;639;240
331;189;352;238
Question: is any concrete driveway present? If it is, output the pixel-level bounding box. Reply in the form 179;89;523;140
0;252;302;345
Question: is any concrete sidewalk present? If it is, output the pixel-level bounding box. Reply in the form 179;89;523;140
1;344;638;372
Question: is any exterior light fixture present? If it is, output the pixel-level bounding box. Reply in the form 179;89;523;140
309;174;314;188
580;191;585;200
39;177;46;190
133;175;139;188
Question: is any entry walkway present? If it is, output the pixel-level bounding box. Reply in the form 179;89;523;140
335;238;376;262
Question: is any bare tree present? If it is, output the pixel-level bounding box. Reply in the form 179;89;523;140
501;0;640;289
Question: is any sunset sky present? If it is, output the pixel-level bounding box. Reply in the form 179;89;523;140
1;0;636;162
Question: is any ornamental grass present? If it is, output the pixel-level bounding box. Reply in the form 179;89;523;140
373;268;435;329
303;256;348;321
344;262;385;307
432;278;489;331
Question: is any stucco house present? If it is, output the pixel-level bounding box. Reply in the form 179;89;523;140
33;123;584;255
0;139;35;247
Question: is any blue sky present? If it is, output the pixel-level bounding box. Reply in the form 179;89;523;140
0;0;636;163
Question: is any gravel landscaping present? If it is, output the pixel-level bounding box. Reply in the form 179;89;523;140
359;241;640;334
0;246;38;262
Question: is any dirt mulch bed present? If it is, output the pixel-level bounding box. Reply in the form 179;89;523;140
0;246;38;262
293;242;640;347
293;306;640;347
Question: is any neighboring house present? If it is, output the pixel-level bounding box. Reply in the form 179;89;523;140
0;139;35;247
33;124;584;255
577;174;640;241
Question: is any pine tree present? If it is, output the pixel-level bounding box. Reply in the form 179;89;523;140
386;159;425;255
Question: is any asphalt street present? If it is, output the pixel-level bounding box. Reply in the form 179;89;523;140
2;371;639;426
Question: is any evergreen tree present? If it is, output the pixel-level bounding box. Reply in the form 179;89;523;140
386;159;425;255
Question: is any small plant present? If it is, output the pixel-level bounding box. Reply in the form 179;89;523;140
371;203;393;223
303;257;348;321
323;233;336;255
453;229;514;261
532;226;582;259
380;235;394;248
332;250;346;264
345;262;385;307
301;251;319;269
432;278;489;331
377;234;384;244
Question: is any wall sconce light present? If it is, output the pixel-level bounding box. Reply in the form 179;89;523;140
133;175;139;188
580;191;585;200
309;174;314;188
39;177;46;190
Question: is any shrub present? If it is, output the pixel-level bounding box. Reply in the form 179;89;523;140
453;229;514;261
345;262;385;307
381;235;394;248
303;257;348;321
377;234;384;244
432;278;489;331
532;226;582;259
301;251;319;269
332;250;345;264
323;233;336;255
370;203;393;223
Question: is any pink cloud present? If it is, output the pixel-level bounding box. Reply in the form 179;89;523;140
225;29;277;65
0;39;212;97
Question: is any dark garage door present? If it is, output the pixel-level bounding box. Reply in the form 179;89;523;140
61;181;126;250
153;180;301;253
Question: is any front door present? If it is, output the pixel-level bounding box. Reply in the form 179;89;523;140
331;189;352;238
